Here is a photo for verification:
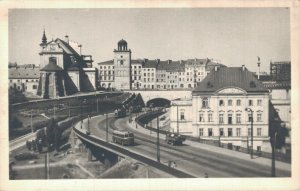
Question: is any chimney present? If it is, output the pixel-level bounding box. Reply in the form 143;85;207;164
180;60;184;64
156;59;160;63
214;66;219;71
78;44;82;55
194;58;197;62
64;35;69;44
242;65;245;71
144;58;148;63
168;60;172;64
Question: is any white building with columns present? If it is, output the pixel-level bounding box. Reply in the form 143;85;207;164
170;66;271;152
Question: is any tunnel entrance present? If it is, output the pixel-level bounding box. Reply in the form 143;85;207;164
146;98;170;108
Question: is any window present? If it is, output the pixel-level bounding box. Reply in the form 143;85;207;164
228;128;232;137
228;114;232;124
219;100;224;106
208;113;213;122
228;100;232;106
180;110;185;120
257;128;262;136
248;128;251;137
120;60;124;65
257;146;261;151
236;113;241;124
32;85;37;89
236;128;241;136
199;113;204;122
219;114;224;124
248;114;252;122
219;128;224;136
257;113;262;122
249;100;253;106
199;128;204;136
202;97;209;108
208;128;213;136
257;99;262;106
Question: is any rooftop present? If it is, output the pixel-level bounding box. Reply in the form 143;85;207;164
9;67;40;79
193;67;269;94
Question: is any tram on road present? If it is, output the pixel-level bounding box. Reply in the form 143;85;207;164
112;130;134;146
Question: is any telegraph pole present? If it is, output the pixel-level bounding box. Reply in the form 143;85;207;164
106;112;108;142
157;116;160;163
30;109;33;133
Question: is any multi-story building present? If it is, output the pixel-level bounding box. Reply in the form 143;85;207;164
131;59;143;89
9;64;40;95
170;66;271;152
98;60;114;89
37;30;98;98
141;59;157;89
257;61;291;154
97;40;225;90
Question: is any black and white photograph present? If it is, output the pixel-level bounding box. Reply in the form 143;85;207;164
1;1;300;191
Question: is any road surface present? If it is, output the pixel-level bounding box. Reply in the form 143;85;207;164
82;114;291;177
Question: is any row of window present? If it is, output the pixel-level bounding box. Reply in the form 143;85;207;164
100;76;114;81
199;113;262;123
199;128;262;137
100;71;114;75
201;98;263;108
179;111;263;123
99;66;114;69
10;79;39;83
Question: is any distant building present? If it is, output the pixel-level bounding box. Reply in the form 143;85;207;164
97;40;225;90
257;61;291;154
9;64;40;95
37;30;98;98
170;66;271;152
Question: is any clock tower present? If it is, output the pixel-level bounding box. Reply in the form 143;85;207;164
113;39;131;90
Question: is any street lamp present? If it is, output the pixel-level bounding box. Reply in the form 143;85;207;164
245;107;254;159
172;102;179;134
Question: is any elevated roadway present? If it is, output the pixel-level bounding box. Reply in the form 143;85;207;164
74;113;291;178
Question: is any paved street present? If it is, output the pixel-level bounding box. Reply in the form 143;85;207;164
81;114;291;177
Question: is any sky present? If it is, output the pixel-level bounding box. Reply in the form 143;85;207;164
9;8;290;73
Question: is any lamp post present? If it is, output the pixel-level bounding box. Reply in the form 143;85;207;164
157;116;160;163
245;107;254;159
172;103;179;134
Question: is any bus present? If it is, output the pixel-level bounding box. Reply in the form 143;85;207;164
112;130;134;146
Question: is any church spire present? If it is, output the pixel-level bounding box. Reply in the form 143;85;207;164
42;27;47;44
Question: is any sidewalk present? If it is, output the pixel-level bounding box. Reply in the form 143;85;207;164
127;116;291;172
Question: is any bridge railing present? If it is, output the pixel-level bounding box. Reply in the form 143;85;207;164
73;124;195;178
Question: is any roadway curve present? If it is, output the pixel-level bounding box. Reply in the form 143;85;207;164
82;114;291;178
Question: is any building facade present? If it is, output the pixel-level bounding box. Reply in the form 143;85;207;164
9;64;40;95
170;66;271;152
258;61;291;154
97;40;224;90
37;30;98;98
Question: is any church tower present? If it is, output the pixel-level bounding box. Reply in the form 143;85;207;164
113;39;131;90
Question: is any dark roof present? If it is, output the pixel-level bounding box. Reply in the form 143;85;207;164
193;67;269;93
157;60;185;71
97;60;114;65
143;60;158;68
206;61;226;71
262;81;291;89
185;58;208;66
131;59;143;64
9;67;40;79
40;62;64;71
118;39;127;46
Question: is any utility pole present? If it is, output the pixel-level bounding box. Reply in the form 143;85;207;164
30;109;33;133
157;116;160;163
68;101;70;118
245;108;254;159
271;132;277;177
250;110;254;159
176;104;179;134
106;112;108;142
